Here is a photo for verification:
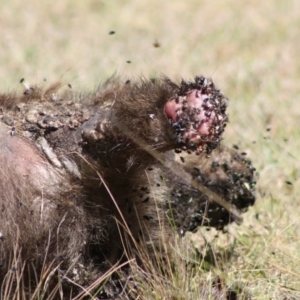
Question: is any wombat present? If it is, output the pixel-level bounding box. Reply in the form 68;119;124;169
0;76;256;295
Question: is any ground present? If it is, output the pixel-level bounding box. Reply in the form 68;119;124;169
0;0;300;299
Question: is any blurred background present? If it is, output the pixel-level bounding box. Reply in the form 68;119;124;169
1;0;300;296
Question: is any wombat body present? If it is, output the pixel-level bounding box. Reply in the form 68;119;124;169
0;76;256;294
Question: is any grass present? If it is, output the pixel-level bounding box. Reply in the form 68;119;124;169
1;0;300;298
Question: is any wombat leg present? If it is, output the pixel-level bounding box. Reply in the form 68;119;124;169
170;145;256;232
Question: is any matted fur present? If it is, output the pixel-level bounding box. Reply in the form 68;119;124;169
0;76;256;296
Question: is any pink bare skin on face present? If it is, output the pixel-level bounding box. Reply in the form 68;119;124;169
164;87;226;152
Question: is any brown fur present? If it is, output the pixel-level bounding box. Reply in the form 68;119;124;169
0;76;256;296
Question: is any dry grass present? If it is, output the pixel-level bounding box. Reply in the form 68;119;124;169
1;0;300;299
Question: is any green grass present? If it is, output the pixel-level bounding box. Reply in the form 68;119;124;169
1;0;300;298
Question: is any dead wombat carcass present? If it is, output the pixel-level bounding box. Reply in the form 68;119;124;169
0;76;256;295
